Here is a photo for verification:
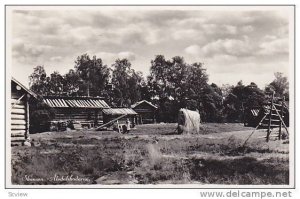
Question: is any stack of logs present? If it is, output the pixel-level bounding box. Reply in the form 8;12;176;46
11;94;29;146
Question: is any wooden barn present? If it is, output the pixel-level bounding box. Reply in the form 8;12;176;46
102;108;137;128
131;100;158;124
11;77;38;145
42;96;110;128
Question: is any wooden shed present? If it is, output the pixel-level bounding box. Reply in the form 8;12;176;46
131;100;158;124
11;77;38;145
102;108;137;128
42;96;110;128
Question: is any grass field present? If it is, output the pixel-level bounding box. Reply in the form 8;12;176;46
11;123;289;185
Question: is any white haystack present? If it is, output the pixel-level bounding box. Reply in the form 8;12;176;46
177;108;201;134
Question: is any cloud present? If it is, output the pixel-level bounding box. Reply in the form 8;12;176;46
12;40;54;64
202;24;238;35
10;8;291;88
117;51;136;61
92;51;137;64
209;54;239;64
207;61;289;88
172;29;203;41
185;37;253;58
203;38;253;57
184;45;202;56
257;38;289;56
50;56;63;62
241;25;254;32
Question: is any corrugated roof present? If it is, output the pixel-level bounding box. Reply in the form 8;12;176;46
131;100;158;109
43;97;110;109
103;108;137;115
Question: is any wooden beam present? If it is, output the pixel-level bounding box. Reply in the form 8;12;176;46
11;109;26;114
11;125;26;130
11;130;26;135
279;96;285;140
11;120;26;125
242;113;268;147
11;136;26;142
26;96;30;139
11;94;25;108
273;105;289;135
266;92;274;142
96;114;128;130
12;104;25;109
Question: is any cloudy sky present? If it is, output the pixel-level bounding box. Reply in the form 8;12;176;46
9;6;292;88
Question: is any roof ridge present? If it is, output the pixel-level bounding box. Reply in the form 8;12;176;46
11;77;38;99
131;100;158;109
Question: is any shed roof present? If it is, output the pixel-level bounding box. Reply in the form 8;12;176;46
131;100;158;109
103;108;137;115
43;97;110;109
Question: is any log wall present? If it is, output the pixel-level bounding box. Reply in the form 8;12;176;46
11;91;28;144
52;108;104;125
133;103;156;124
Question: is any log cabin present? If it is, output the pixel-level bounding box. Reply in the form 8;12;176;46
11;77;38;145
131;100;158;124
42;96;110;128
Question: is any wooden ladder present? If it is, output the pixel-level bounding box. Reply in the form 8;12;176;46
264;92;289;142
243;92;289;146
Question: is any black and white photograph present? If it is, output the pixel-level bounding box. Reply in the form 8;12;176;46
5;5;295;188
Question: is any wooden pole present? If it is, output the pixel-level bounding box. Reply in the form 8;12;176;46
11;94;25;108
116;120;121;133
278;96;285;140
96;114;128;130
94;109;98;127
272;105;289;135
242;113;268;147
266;91;274;142
87;74;90;97
26;95;30;140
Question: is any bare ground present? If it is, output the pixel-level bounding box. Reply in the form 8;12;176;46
11;123;289;185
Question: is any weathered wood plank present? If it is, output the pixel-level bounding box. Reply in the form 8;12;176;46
11;114;26;120
11;129;26;134
11;109;26;114
11;104;25;109
11;136;25;142
26;97;29;139
11;125;26;130
11;99;25;105
11;120;26;125
11;133;25;137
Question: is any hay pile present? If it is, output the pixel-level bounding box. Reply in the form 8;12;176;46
177;108;201;134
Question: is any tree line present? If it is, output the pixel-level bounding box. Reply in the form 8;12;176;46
29;54;289;123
